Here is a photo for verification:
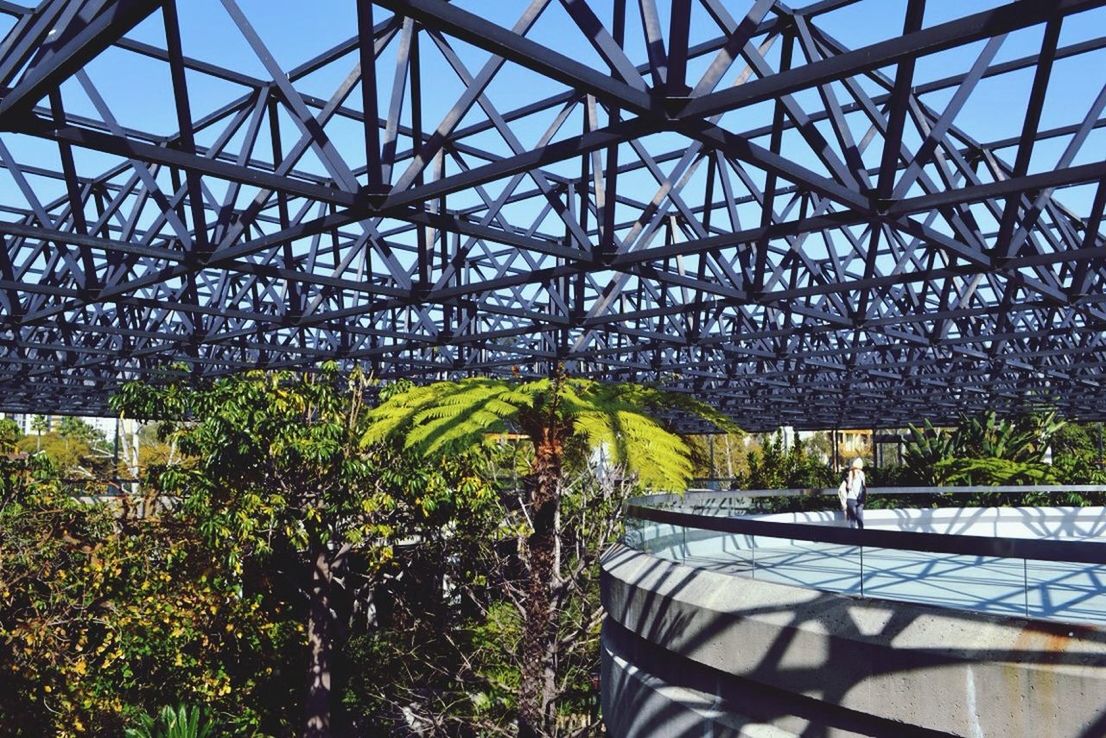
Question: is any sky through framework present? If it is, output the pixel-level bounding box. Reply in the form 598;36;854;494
0;0;1105;430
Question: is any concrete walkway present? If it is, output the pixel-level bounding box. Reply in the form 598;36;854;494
661;540;1106;625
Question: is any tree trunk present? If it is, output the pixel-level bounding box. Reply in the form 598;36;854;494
724;435;734;480
518;433;562;738
304;544;338;738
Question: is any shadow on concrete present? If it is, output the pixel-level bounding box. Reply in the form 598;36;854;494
600;542;1106;738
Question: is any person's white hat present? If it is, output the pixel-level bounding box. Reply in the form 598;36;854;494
850;458;865;470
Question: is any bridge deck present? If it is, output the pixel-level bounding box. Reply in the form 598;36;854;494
663;542;1106;625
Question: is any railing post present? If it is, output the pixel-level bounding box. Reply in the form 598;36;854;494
1024;558;1030;618
859;541;865;597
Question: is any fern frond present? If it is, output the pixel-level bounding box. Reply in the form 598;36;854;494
360;383;444;447
363;374;732;493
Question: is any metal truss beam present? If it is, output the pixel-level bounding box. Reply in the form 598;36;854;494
2;0;1106;430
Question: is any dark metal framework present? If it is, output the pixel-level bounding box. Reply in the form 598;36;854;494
1;0;1105;429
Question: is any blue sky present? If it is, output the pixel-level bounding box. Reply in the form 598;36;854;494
1;0;1104;255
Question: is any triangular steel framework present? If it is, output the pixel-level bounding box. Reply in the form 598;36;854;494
1;0;1105;430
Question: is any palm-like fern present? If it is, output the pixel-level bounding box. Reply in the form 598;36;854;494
362;375;734;490
362;372;735;737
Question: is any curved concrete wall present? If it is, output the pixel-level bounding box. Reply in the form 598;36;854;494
602;542;1106;737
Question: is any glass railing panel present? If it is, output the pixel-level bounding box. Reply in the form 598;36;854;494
621;498;1106;627
1024;557;1106;625
744;534;863;595
855;549;1024;617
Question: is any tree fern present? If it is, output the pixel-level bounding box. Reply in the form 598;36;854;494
360;372;734;736
362;375;734;491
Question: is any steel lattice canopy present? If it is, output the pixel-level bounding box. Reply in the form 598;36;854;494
1;0;1105;430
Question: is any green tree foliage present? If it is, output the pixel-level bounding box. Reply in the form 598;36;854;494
111;364;493;738
1050;422;1106;486
737;433;837;514
685;432;749;480
15;432;92;475
56;417;107;448
0;455;283;737
342;463;627;735
362;375;729;489
12;417;110;477
362;372;734;737
743;433;836;490
124;705;214;738
903;411;1067;485
0;417;22;451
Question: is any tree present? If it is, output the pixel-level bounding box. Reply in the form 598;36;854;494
112;364;492;738
30;415;48;451
0;453;283;737
361;371;734;737
742;432;834;491
685;431;748;481
56;416;105;447
0;418;22;452
339;452;633;735
15;418;109;478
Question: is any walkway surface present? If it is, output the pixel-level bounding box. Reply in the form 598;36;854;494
657;539;1106;626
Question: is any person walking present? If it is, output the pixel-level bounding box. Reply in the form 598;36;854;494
843;457;866;530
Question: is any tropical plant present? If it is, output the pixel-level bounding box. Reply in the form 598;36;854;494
933;457;1058;485
742;432;834;491
903;412;1066;485
361;371;734;737
1050;422;1106;487
0;417;22;452
30;414;48;451
112;363;493;738
342;464;631;735
954;410;1062;463
902;419;956;484
124;705;214;738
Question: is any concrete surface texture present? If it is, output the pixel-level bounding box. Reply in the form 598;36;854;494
604;506;1106;737
602;544;1106;737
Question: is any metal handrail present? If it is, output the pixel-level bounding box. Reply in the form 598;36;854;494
624;498;1106;566
678;484;1106;498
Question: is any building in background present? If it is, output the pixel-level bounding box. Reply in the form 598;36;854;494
0;412;119;443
